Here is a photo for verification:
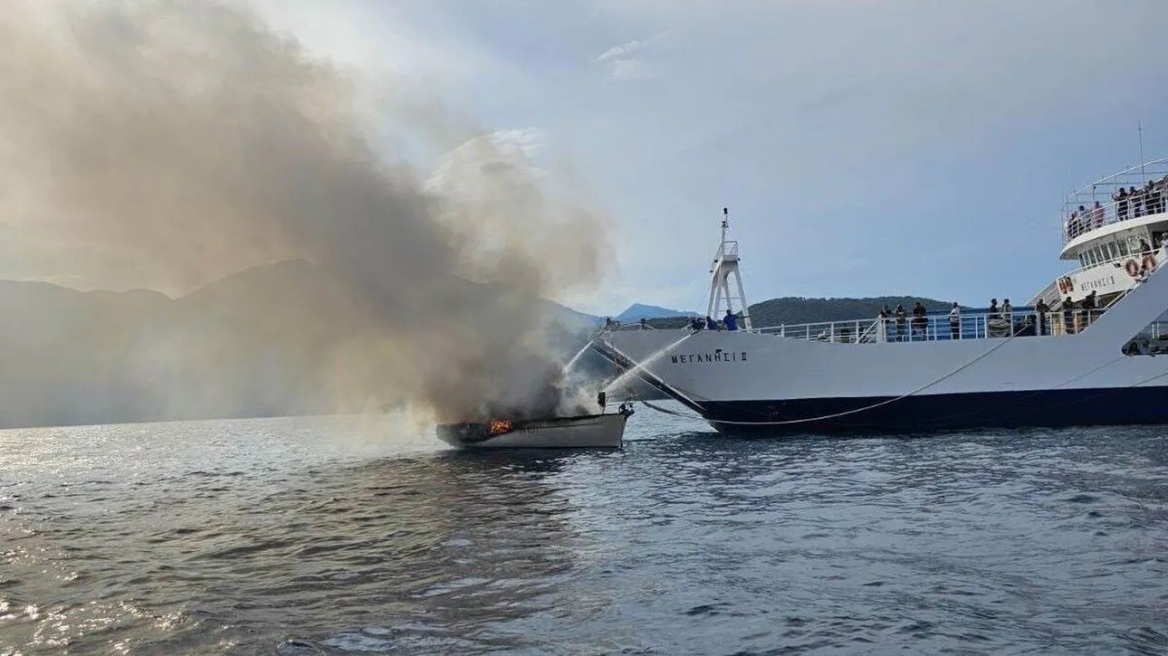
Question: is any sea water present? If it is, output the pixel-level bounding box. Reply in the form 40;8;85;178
2;410;1166;654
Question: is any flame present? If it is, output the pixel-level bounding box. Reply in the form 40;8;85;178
488;419;513;435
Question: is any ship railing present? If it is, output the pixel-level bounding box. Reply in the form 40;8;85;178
1135;321;1168;341
1062;158;1168;245
1030;277;1062;309
755;308;1111;343
714;241;739;261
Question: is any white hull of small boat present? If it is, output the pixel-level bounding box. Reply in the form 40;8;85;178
436;412;630;449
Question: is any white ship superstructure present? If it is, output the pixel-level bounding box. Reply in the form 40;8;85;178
594;159;1168;432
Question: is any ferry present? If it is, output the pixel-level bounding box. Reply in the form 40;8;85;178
593;159;1168;433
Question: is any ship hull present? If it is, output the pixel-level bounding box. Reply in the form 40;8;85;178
436;413;629;449
597;266;1168;434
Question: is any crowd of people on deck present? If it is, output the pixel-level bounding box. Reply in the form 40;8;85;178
874;295;1107;342
1066;175;1168;239
689;309;740;332
609;295;1111;340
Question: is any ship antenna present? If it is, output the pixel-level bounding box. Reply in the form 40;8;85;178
1138;120;1147;178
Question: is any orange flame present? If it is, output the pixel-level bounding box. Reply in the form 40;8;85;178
488;419;513;435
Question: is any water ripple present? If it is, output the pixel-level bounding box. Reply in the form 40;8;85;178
1;417;1166;654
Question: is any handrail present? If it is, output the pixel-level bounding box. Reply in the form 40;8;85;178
714;241;739;259
1062;158;1168;245
1137;321;1168;341
605;308;1139;342
1065;157;1168;202
752;308;1110;342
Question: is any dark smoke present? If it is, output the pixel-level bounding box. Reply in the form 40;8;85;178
0;1;608;425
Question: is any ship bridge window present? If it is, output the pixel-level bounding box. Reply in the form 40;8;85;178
1104;242;1117;261
1117;239;1130;256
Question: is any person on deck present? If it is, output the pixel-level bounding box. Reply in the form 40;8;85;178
723;309;738;332
948;302;961;340
1035;298;1050;336
1081;291;1098;327
1115;187;1129;221
1063;297;1076;334
911;302;927;340
894;304;907;342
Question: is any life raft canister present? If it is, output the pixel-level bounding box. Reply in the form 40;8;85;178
1125;260;1140;278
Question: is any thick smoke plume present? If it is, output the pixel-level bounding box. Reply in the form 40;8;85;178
0;1;608;425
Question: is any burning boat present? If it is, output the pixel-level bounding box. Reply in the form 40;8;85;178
436;394;634;449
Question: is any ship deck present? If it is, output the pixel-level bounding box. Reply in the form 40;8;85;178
1062;158;1168;248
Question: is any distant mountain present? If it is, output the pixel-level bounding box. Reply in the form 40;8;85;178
543;301;603;331
614;303;697;323
0;261;618;429
627;295;956;331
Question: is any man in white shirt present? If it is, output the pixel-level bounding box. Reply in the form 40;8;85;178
948;302;960;340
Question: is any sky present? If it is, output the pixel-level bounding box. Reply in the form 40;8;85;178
28;1;1168;316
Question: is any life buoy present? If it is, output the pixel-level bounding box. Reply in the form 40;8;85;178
1143;253;1157;272
1125;260;1140;278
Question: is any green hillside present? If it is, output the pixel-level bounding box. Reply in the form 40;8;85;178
636;295;955;329
747;296;953;327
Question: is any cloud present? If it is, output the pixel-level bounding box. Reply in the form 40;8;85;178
596;35;666;80
6;0;1168;321
597;38;650;63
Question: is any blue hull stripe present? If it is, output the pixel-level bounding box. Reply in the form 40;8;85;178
703;387;1168;433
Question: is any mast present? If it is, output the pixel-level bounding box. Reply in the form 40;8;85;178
705;207;752;330
1139;120;1146;178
